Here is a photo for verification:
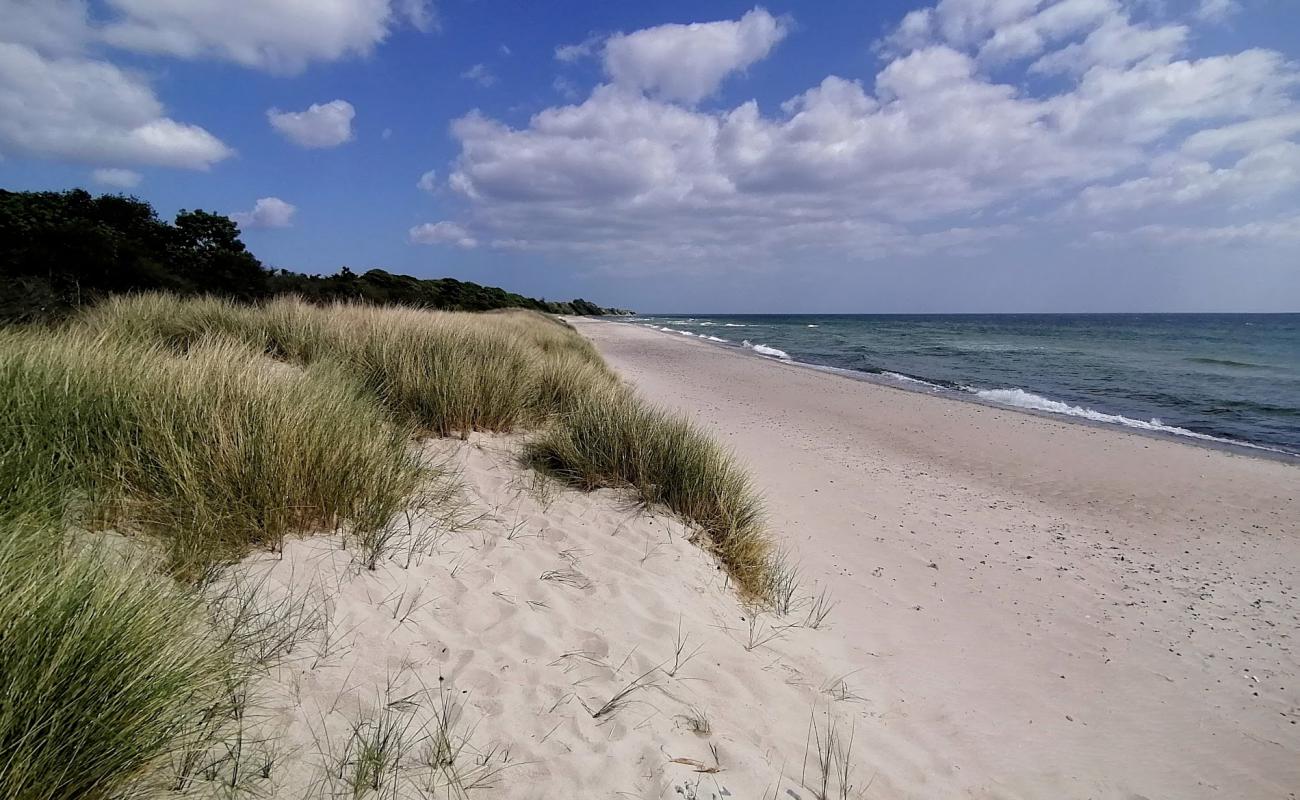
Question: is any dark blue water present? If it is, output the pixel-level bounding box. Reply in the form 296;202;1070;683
627;314;1300;458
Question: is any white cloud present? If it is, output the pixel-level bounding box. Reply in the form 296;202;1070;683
0;42;232;169
268;100;355;148
409;221;477;248
99;0;434;74
1095;214;1300;246
230;197;296;229
1195;0;1241;24
602;8;789;103
460;63;496;87
1181;113;1300;158
0;0;93;54
417;169;437;192
1073;143;1300;215
437;3;1300;270
555;34;603;63
91;167;142;187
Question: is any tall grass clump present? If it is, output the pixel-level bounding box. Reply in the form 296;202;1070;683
0;328;422;573
0;523;233;799
526;385;778;597
83;294;619;436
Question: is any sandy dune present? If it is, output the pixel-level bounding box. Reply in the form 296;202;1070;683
242;435;867;799
567;318;1299;799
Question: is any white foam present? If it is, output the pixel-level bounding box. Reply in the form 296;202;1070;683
724;323;747;327
970;388;1286;454
807;324;819;328
705;335;728;343
881;371;944;391
679;330;695;337
742;340;791;359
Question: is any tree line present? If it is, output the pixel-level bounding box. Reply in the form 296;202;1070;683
0;189;629;323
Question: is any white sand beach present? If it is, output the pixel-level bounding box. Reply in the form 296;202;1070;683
564;318;1300;799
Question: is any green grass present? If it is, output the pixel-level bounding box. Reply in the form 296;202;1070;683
526;384;777;597
81;294;617;436
0;522;233;800
0;327;422;574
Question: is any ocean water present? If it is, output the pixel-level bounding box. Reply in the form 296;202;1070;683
625;314;1300;459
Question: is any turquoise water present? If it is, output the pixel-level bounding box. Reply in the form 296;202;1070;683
627;314;1300;458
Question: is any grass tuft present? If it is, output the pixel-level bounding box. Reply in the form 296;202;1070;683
525;384;778;598
0;524;233;800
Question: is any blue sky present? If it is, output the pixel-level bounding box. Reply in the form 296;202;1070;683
2;0;1298;312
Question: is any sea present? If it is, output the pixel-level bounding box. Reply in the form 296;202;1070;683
623;314;1300;460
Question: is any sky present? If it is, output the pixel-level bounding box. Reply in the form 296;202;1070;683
2;0;1298;313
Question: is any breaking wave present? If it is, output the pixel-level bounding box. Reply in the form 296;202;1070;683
968;388;1288;454
742;340;791;359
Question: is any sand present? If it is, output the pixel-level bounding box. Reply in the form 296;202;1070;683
236;435;866;799
233;318;1297;799
566;318;1300;799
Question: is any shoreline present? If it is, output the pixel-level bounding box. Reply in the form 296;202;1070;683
618;318;1300;465
570;315;1300;799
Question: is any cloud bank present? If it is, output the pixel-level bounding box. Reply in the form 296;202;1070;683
443;2;1300;270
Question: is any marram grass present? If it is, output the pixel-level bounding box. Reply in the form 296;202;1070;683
0;523;232;800
526;384;779;597
81;294;617;435
0;327;422;573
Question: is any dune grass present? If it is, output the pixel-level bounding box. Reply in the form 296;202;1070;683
0;521;233;800
0;327;422;574
81;294;618;436
525;384;778;598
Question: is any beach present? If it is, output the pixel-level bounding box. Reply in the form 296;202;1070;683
569;317;1300;798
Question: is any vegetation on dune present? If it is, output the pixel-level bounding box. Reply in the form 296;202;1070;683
0;292;781;793
0;522;233;800
526;385;776;597
0;325;423;574
81;294;620;436
0;188;631;323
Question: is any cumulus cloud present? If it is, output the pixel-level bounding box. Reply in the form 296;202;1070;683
409;221;477;248
99;0;435;74
417;169;438;192
91;167;142;187
603;8;789;103
1073;143;1300;215
230;197;296;229
438;3;1300;269
0;41;232;169
268;100;355;148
